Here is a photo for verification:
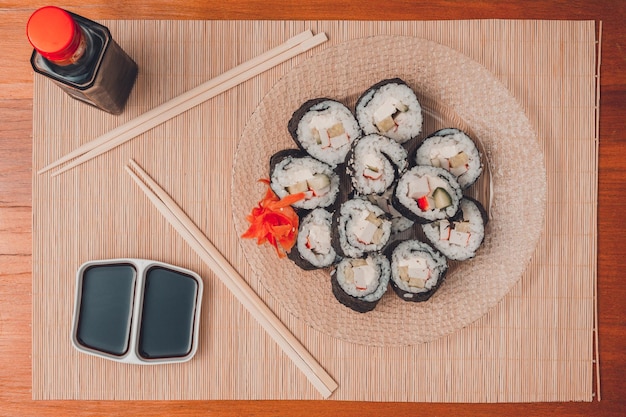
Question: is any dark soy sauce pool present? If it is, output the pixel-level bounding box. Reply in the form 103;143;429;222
76;263;136;356
138;266;199;359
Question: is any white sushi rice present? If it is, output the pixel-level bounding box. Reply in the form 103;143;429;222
270;155;340;210
334;253;390;301
422;198;486;261
395;166;462;222
356;82;423;144
347;133;409;195
296;209;337;268
414;128;483;189
336;198;392;258
295;100;362;167
390;240;447;295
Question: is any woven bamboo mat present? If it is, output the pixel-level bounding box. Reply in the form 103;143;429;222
32;20;599;401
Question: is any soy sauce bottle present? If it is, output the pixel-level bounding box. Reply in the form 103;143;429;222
27;6;138;115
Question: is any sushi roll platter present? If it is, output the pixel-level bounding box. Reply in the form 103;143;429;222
254;77;490;313
233;35;546;345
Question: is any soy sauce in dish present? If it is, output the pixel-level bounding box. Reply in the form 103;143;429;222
75;263;136;356
138;266;199;359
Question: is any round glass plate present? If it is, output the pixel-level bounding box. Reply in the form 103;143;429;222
232;36;546;346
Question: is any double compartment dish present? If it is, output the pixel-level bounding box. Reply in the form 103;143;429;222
71;258;203;364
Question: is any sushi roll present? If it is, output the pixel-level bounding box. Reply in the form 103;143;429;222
330;253;390;313
288;98;362;167
388;240;447;302
421;197;488;261
346;133;409;196
269;149;340;211
355;78;423;144
392;165;462;223
332;198;392;258
413;128;483;189
288;208;340;270
367;186;414;234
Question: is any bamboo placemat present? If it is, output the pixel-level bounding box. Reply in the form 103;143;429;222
32;20;599;402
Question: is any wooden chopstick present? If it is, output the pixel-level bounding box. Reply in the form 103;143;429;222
38;30;327;176
125;159;338;399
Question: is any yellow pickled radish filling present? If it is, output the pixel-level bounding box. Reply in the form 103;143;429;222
397;256;431;289
350;209;384;245
373;97;409;132
438;219;472;247
429;145;470;176
343;258;377;292
285;167;331;198
309;114;350;149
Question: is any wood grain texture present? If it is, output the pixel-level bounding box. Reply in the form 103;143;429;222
1;1;625;416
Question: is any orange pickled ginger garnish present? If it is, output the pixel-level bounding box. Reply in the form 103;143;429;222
241;179;304;258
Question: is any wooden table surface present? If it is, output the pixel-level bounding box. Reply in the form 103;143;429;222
1;1;624;416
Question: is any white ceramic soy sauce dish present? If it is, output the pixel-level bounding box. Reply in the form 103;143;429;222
71;258;203;365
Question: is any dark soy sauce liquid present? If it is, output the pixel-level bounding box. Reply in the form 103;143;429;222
76;264;136;356
138;267;199;359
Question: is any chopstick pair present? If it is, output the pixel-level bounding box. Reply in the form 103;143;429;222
39;30;328;177
125;159;338;399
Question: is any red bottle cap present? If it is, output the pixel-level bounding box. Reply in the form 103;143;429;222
27;6;82;62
